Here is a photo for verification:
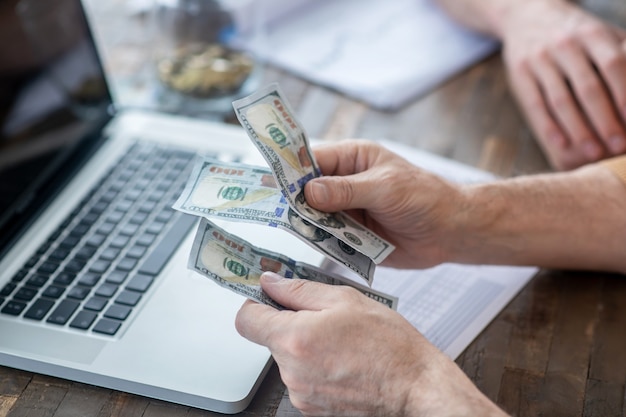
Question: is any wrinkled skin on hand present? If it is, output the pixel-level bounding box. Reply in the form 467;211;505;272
236;274;506;417
500;1;626;170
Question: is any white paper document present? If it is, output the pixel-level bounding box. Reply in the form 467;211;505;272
242;0;499;110
327;140;537;359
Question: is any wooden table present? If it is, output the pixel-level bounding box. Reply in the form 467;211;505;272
2;1;626;416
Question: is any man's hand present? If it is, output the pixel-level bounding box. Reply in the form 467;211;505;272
236;273;507;417
499;1;626;170
304;139;464;269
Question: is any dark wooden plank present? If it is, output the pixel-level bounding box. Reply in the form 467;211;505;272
589;275;626;383
7;375;69;417
538;273;603;416
457;317;513;403
503;271;559;375
497;368;543;417
53;383;112;417
583;379;624;417
0;367;32;416
97;392;150;417
141;400;189;417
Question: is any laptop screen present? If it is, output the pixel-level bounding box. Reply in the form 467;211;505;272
0;0;113;252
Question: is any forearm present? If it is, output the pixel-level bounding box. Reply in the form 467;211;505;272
447;162;626;273
434;0;570;38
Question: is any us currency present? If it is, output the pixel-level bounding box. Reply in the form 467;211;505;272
232;83;395;265
189;218;398;310
173;157;376;284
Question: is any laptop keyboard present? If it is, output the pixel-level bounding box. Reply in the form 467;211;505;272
0;141;202;336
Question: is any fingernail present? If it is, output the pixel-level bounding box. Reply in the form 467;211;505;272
309;181;329;205
608;135;626;154
583;142;602;160
261;272;283;283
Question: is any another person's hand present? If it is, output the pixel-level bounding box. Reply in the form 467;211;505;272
236;274;507;417
500;1;626;170
303;139;463;269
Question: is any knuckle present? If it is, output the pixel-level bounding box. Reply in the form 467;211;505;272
548;92;572;112
599;52;626;74
577;77;603;101
580;22;607;39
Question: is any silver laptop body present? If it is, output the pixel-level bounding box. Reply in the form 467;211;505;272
0;0;321;413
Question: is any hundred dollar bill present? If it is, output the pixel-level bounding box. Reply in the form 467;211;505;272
232;83;395;265
189;218;398;310
173;157;376;284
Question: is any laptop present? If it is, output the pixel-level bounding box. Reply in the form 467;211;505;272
0;0;323;413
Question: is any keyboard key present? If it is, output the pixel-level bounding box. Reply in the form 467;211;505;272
26;274;49;288
49;248;71;261
84;296;108;312
90;200;109;214
0;283;16;297
85;234;106;247
60;235;80;249
138;214;196;276
155;209;174;223
10;269;28;283
109;235;130;248
24;255;39;268
75;245;97;260
64;259;87;273
97;222;116;235
80;211;100;225
129;212;148;225
14;287;38;301
89;260;111;274
77;273;100;287
54;272;76;286
116;258;137;272
125;274;154;293
95;283;118;298
1;300;27;316
93;318;121;336
100;247;121;261
67;286;90;300
115;290;141;307
135;233;155;247
145;221;166;235
24;298;55;320
69;310;98;330
104;304;132;321
70;223;90;236
46;300;80;325
105;271;128;285
118;223;139;236
42;285;65;299
106;211;125;224
37;261;59;275
126;245;146;259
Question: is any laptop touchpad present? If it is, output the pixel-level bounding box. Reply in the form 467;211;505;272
0;320;105;364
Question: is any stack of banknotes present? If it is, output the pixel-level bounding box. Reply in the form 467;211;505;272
173;83;398;309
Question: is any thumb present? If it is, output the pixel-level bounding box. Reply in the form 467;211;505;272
304;174;377;213
260;272;341;311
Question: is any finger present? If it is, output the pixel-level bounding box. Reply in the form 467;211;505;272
312;139;381;177
260;272;355;311
508;59;569;153
235;299;285;347
552;39;621;158
580;27;626;134
304;172;382;213
533;46;604;161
